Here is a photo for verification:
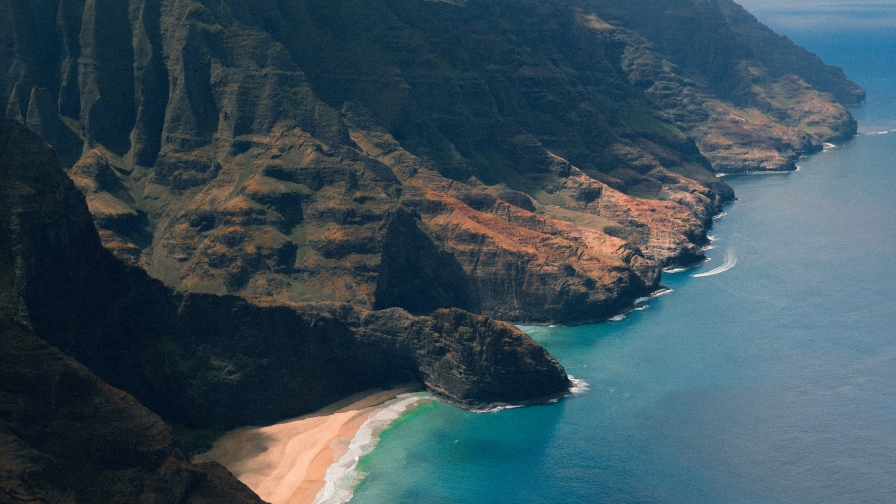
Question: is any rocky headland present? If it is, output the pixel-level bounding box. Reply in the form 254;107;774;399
0;118;570;499
1;0;862;499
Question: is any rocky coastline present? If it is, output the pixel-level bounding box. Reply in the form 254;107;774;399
0;0;862;500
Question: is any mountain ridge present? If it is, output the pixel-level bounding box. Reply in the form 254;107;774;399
0;0;863;499
2;1;860;321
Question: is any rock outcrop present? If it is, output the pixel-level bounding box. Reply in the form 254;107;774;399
0;118;571;434
0;0;865;494
588;0;861;172
0;323;266;504
0;120;263;502
2;1;860;323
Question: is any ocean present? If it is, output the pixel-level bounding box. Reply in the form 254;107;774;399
339;11;896;504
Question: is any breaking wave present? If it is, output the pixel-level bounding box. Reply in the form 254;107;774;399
473;375;592;413
650;288;673;298
312;394;429;504
472;403;526;413
692;248;737;278
567;375;591;396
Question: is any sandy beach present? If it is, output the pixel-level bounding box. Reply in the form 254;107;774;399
194;385;427;504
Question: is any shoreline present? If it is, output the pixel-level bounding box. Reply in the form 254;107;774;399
194;385;427;504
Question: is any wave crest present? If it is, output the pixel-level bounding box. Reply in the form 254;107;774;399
312;394;429;504
692;248;737;278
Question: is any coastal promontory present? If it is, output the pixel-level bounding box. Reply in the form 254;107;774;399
0;0;862;498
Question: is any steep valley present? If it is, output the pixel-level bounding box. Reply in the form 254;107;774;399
0;0;862;500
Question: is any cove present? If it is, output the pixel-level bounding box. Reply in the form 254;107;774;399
347;26;896;504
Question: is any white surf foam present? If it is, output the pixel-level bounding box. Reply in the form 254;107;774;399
712;211;727;220
608;313;627;322
692;248;737;278
650;288;673;298
567;375;590;396
312;394;429;504
746;170;791;175
473;375;592;413
472;403;526;413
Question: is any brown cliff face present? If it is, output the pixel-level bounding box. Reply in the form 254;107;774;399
0;0;861;418
0;119;571;436
0;0;765;326
586;0;861;172
0;0;865;491
9;0;850;314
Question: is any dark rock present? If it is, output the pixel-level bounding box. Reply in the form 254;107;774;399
0;321;266;503
0;119;571;435
374;205;479;314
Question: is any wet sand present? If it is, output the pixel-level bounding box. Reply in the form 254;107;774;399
194;386;423;504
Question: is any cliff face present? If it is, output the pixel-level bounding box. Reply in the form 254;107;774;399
0;0;863;495
2;0;861;323
0;119;570;433
588;0;861;172
0;121;264;502
0;324;267;503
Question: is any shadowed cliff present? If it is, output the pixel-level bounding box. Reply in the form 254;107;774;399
0;324;268;503
0;0;865;495
0;120;266;503
0;0;746;323
0;119;570;432
1;1;860;323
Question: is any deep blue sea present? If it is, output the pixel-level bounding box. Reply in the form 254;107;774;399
346;14;896;504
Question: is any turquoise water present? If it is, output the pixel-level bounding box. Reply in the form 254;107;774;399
349;21;896;504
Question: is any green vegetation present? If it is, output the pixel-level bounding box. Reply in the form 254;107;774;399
618;100;689;146
168;422;227;457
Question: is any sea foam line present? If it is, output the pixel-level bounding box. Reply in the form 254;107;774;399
567;375;590;396
312;394;429;504
650;287;673;298
692;248;737;278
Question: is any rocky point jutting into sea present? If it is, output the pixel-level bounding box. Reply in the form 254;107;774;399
0;0;862;500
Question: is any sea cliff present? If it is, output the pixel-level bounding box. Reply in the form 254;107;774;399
0;0;862;499
3;0;861;324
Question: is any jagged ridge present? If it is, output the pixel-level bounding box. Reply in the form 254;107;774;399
0;119;571;431
2;1;860;325
0;0;864;496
